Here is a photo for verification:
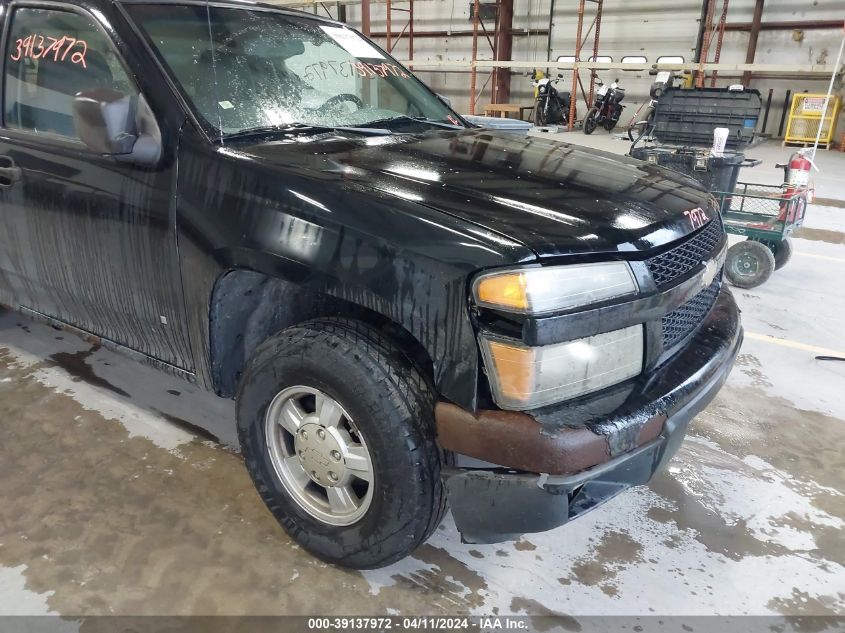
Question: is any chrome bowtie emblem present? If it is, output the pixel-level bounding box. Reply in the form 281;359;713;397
701;258;718;288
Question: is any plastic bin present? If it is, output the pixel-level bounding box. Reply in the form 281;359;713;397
649;87;762;150
630;146;759;193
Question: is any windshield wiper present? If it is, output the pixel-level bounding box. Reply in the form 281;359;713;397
223;123;389;141
356;115;465;131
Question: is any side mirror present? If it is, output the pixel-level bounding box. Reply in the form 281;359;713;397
73;88;137;154
437;93;452;108
73;89;160;165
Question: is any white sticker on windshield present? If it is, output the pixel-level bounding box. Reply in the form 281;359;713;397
320;26;385;60
219;100;234;110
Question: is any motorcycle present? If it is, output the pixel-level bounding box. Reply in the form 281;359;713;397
530;71;573;127
583;77;625;134
627;69;676;142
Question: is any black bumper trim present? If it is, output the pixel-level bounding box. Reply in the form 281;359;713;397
443;288;742;544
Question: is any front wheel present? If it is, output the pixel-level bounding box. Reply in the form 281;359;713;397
583;107;598;134
725;240;776;288
533;103;546;126
236;318;446;569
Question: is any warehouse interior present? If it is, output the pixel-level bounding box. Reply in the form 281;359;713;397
286;0;842;132
0;0;843;631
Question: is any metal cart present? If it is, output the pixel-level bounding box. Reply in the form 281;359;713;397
713;182;809;289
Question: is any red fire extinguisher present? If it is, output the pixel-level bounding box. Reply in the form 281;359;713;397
776;149;813;223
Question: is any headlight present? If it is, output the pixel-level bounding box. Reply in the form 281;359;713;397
472;262;638;315
479;325;644;410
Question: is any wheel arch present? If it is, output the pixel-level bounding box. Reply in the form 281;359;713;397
209;268;456;403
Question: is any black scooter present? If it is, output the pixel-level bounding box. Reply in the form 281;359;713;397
530;72;573;127
583;77;625;134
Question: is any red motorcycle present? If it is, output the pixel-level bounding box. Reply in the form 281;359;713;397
584;78;625;134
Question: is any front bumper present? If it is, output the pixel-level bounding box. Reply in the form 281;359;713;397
437;287;742;544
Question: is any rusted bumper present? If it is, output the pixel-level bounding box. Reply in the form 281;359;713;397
437;287;742;544
436;404;666;476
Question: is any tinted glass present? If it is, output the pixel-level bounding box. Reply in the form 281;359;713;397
4;7;136;139
127;5;456;135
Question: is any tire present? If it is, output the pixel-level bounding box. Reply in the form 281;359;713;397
533;104;546;127
583;107;598;134
725;240;776;289
752;237;793;271
772;238;793;270
236;317;447;569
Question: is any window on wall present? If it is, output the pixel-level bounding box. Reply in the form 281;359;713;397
621;56;647;64
556;55;576;63
656;56;685;64
4;7;137;139
588;55;613;63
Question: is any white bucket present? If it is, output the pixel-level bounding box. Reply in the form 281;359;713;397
712;127;729;157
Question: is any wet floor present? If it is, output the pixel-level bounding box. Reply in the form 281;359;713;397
1;141;843;621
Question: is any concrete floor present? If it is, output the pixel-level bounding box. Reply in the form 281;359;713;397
0;138;843;622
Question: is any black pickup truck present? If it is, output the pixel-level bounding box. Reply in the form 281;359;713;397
0;0;741;568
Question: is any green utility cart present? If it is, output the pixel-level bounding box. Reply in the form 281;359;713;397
713;182;809;289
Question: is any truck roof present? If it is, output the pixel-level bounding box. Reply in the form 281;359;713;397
117;0;343;26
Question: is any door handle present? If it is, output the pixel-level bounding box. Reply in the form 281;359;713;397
0;156;22;187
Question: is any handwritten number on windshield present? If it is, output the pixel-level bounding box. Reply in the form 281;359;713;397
304;60;409;82
10;34;89;68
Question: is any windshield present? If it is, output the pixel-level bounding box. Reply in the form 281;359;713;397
127;4;460;136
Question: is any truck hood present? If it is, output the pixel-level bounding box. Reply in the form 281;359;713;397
236;128;715;258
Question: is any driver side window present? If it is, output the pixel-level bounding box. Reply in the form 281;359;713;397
3;6;137;140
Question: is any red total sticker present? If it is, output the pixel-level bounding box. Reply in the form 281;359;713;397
10;34;88;68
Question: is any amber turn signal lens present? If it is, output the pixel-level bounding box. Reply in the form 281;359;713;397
484;340;535;405
475;273;529;312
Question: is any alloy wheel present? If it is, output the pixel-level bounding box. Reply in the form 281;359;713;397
264;386;374;526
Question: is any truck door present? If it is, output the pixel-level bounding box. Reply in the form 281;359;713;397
0;2;192;370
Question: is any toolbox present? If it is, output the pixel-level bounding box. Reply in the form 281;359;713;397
629;86;763;192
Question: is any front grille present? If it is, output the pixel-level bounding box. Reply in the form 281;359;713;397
662;272;722;349
646;217;723;289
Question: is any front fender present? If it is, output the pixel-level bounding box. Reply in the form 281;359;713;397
212;245;480;408
175;128;529;409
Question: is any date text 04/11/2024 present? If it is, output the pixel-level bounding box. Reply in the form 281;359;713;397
306;616;529;631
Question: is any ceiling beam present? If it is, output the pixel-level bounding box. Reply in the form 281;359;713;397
726;19;843;31
399;58;843;76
